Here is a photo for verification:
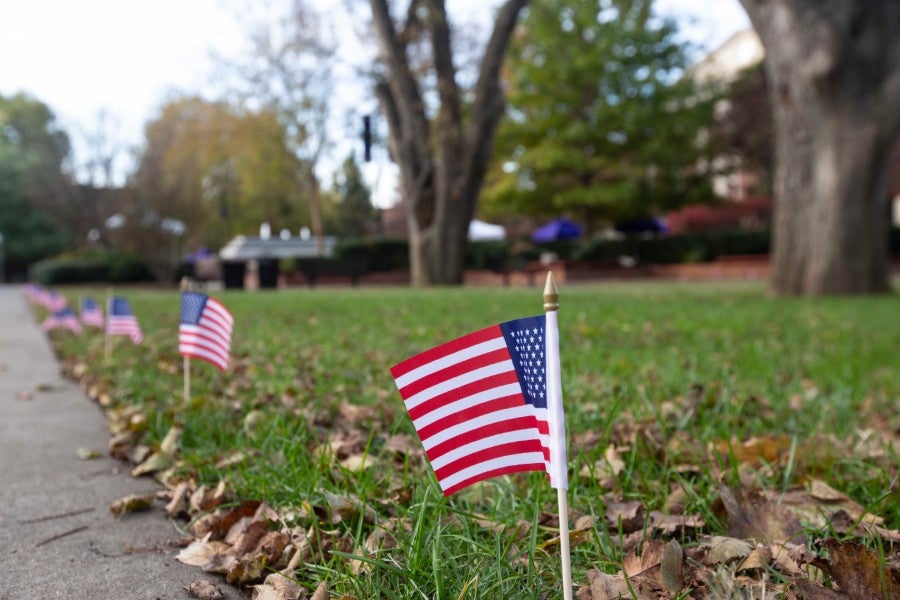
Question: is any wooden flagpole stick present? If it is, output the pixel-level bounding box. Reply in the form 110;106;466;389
544;272;573;600
184;355;191;404
103;289;113;365
180;277;191;405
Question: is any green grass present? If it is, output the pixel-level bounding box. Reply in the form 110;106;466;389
47;281;899;597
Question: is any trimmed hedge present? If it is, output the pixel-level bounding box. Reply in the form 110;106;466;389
573;229;771;264
334;238;409;272
307;226;899;274
29;252;154;285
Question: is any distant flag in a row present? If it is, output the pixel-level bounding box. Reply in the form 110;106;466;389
26;285;235;372
81;297;104;328
179;291;233;371
41;307;83;334
24;284;68;312
107;296;143;344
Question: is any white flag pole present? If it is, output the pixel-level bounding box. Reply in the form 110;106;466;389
543;272;572;600
180;278;192;405
104;289;113;365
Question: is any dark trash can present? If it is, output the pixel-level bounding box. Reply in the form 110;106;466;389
222;261;246;289
258;258;279;289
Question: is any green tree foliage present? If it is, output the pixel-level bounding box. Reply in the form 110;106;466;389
130;96;308;251
483;0;716;226
327;152;376;237
712;63;773;196
0;93;73;278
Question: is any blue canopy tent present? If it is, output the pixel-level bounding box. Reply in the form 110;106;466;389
531;218;582;243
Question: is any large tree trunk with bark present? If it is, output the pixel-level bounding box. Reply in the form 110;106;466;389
739;0;900;295
370;0;528;286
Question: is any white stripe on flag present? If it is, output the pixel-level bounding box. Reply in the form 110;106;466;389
403;361;515;411
393;337;507;389
420;405;535;449
438;452;548;492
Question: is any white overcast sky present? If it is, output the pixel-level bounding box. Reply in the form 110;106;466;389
0;0;749;196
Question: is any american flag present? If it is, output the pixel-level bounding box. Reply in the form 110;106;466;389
80;297;104;328
106;296;143;344
391;314;567;496
37;289;68;311
24;284;44;304
42;307;82;334
179;292;234;372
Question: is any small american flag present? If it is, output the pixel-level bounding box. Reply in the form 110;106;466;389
24;284;44;304
41;290;68;312
106;296;142;344
81;297;104;328
391;314;566;496
42;307;82;334
179;292;234;372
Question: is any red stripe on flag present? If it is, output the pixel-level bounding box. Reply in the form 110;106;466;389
390;325;501;379
425;416;541;461
406;370;520;421
441;463;548;497
397;347;511;400
432;440;545;482
416;394;526;441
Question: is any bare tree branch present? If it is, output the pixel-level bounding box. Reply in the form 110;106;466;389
462;0;529;209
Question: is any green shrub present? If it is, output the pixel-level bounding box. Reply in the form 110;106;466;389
464;240;512;270
29;252;154;285
334;238;409;272
574;229;770;264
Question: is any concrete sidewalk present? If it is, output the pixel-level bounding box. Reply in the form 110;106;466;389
0;285;244;599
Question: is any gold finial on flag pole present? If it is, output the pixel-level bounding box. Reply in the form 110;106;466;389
543;271;559;312
543;271;572;600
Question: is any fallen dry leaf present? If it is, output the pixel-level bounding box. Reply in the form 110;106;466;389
108;431;136;460
812;538;900;600
175;533;232;570
660;539;684;592
192;501;261;540
605;500;644;533
339;454;376;472
789;579;849;600
310;581;328;600
131;451;171;477
165;481;193;518
622;539;665;578
323;490;376;525
189;481;232;515
703;536;753;566
215;451;247;469
737;545;771;572
243;409;265;439
578;568;657;600
713;434;793;465
253;570;303;600
184;579;226;600
160;424;182;458
716;486;806;544
109;493;156;516
76;447;102;460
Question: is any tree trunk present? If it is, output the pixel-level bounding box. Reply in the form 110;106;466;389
740;0;900;296
370;0;528;286
304;165;326;256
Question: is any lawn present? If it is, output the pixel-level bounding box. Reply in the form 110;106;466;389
46;281;899;598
